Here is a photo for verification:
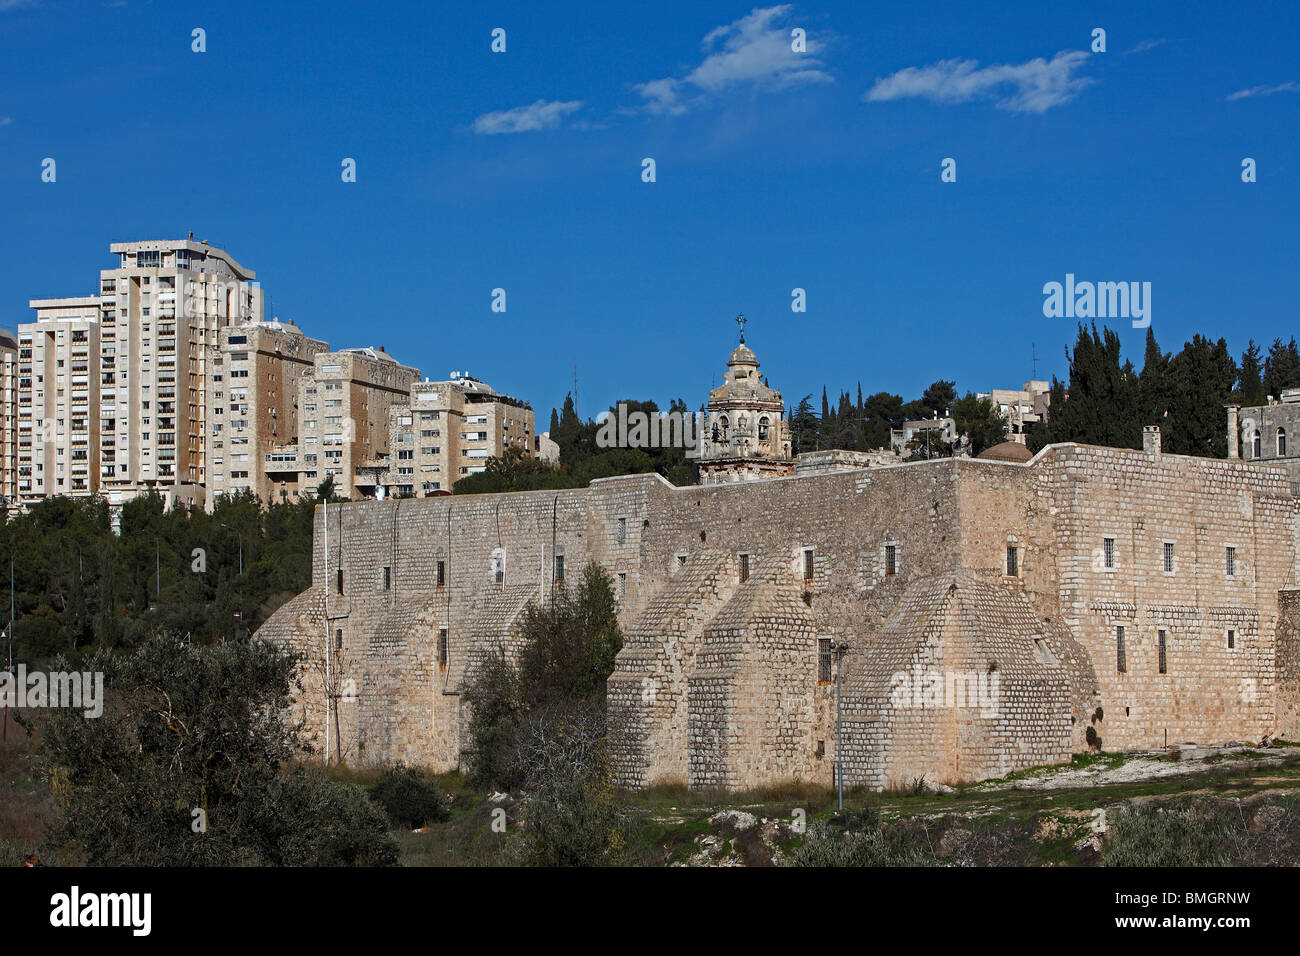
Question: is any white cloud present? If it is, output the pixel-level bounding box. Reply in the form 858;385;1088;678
864;49;1093;114
632;5;832;116
0;117;12;127
1125;38;1168;55
0;0;38;10
473;99;584;135
1226;81;1300;101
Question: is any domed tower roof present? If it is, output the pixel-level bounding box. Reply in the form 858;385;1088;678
728;342;758;367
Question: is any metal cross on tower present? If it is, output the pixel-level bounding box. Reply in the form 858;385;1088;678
736;313;747;343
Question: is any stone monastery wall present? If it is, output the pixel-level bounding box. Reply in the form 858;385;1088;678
257;443;1300;790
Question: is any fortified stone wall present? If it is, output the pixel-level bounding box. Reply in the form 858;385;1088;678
257;443;1300;790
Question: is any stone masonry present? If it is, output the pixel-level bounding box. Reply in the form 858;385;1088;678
257;441;1300;791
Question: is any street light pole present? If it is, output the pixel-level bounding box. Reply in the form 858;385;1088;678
221;524;243;575
835;641;850;811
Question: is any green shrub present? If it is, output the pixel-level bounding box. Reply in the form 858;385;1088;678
788;812;936;867
1104;799;1245;866
261;767;399;866
371;763;450;829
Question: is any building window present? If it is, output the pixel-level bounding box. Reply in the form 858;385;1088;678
618;572;627;599
739;553;750;583
382;566;391;590
803;548;815;581
818;639;833;683
492;554;504;585
884;544;897;577
1227;629;1236;650
758;416;770;441
1252;429;1261;458
437;560;445;587
1103;537;1115;570
335;628;343;651
616;516;627;545
438;627;448;665
677;554;688;568
336;568;344;595
1226;546;1236;577
1006;545;1018;577
1279;428;1287;457
1158;629;1168;674
1163;542;1175;573
1116;626;1126;672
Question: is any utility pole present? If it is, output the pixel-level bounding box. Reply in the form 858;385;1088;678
221;523;243;575
834;641;850;810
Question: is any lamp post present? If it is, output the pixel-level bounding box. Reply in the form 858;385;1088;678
220;523;243;575
834;641;850;810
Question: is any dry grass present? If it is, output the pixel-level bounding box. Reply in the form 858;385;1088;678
0;709;59;864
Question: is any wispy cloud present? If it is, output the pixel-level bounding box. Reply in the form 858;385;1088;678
1226;81;1300;101
864;49;1093;114
0;117;12;127
631;5;832;116
0;0;38;10
1125;38;1167;55
473;99;584;135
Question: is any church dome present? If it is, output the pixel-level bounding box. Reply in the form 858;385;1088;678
728;343;758;366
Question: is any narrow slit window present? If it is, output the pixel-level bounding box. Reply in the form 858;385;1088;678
1116;625;1126;673
1227;629;1236;650
1226;546;1236;577
1103;537;1115;569
1006;545;1018;577
1158;629;1168;674
803;548;815;581
554;554;564;584
885;544;897;577
739;553;750;583
336;568;344;595
818;639;833;683
1163;542;1174;573
382;566;391;590
438;626;448;665
436;560;445;587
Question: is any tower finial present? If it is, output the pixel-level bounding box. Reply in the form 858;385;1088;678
736;312;747;343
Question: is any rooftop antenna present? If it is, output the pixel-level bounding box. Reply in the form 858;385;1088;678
573;363;578;418
1031;342;1039;378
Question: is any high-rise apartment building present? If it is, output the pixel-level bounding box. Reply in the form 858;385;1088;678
265;347;420;500
204;319;329;505
359;373;535;498
96;239;268;509
0;329;18;512
19;298;102;504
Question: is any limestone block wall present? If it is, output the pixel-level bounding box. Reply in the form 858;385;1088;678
608;551;739;787
1037;446;1296;749
257;442;1300;787
685;571;818;789
1276;590;1300;739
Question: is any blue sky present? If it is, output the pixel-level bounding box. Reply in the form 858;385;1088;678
1;0;1296;420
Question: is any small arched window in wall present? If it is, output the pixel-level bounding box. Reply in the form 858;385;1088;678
1252;429;1262;458
1278;427;1288;457
758;416;770;441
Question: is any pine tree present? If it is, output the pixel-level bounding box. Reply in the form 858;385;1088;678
1263;337;1300;398
1237;340;1266;406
